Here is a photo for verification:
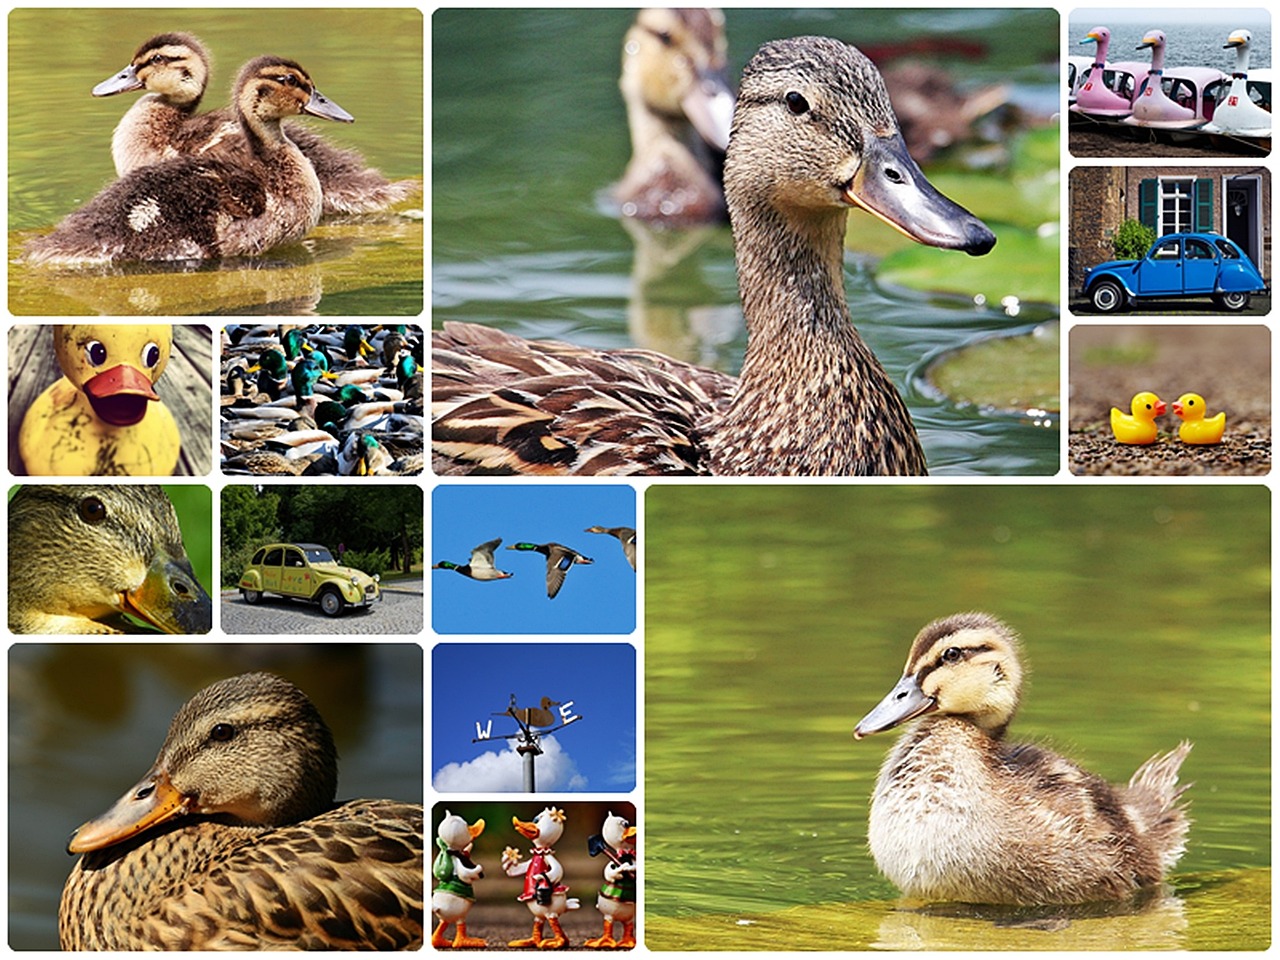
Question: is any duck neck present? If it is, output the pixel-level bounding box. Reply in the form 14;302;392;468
704;204;925;475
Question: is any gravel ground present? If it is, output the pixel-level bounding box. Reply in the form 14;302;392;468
1068;325;1271;476
219;579;424;635
436;902;620;951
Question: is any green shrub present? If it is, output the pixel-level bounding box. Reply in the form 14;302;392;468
1111;219;1156;261
340;548;390;578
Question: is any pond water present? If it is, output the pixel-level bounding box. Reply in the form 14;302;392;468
8;8;423;315
644;485;1270;949
432;9;1061;475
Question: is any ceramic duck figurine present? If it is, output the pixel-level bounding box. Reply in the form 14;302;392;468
433;538;513;581
584;812;638;949
58;672;423;949
503;807;580;949
93;33;417;215
507;542;594;599
1110;391;1166;445
433;36;995;476
18;324;182;476
27;56;354;264
1172;392;1225;444
8;484;211;635
585;525;637;570
854;612;1192;905
432;811;487;949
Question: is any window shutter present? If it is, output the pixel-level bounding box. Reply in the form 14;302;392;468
1194;178;1214;231
1138;179;1157;230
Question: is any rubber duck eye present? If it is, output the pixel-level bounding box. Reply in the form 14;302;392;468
141;342;161;368
78;497;107;524
84;341;108;367
785;91;810;115
209;723;237;742
942;646;962;663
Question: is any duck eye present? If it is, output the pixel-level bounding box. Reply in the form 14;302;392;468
78;497;107;524
942;646;962;663
654;29;673;47
141;342;161;367
84;341;108;367
209;723;237;742
785;91;810;115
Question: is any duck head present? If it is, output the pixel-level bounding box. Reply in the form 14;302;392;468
92;33;210;109
1131;391;1167;420
232;56;354;134
67;673;338;854
53;324;172;427
438;811;486;852
1172;392;1206;421
513;807;567;847
854;612;1023;740
601;811;637;850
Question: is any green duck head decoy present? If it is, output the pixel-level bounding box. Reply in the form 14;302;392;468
59;672;424;949
8;485;211;635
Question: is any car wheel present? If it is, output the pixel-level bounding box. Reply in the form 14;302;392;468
1215;290;1250;312
319;588;344;617
1090;280;1125;313
241;589;261;605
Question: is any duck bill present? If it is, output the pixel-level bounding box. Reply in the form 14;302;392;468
853;674;936;739
468;818;486;840
512;817;540;841
305;87;355;123
1171;401;1182;417
67;768;190;854
92;64;143;97
681;69;735;152
123;555;213;635
84;365;160;427
844;132;996;256
1155;400;1169;416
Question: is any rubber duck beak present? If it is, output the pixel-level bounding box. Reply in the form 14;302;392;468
84;365;161;427
469;819;486;839
1155;400;1168;417
512;817;541;840
66;767;191;854
122;554;213;635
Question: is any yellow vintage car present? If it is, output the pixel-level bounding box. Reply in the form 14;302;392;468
238;542;381;616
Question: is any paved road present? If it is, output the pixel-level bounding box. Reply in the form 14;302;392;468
219;579;423;635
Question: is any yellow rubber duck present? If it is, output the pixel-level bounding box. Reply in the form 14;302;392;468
1110;391;1165;445
1172;392;1225;444
19;324;181;475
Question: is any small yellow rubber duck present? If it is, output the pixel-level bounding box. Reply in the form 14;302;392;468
19;324;181;475
1172;392;1226;444
1110;391;1166;445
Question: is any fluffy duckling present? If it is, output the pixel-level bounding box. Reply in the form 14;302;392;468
432;538;513;581
615;8;735;225
27;56;353;265
584;525;637;570
59;672;423;949
854;612;1192;905
93;33;417;215
18;324;181;476
507;542;594;599
1110;391;1166;445
8;485;211;634
1172;392;1225;444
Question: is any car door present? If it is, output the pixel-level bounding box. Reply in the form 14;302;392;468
1136;238;1183;295
260;547;284;593
280;547;313;598
1180;237;1218;294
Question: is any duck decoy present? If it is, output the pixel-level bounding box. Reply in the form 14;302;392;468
433;36;995;476
1172;392;1225;444
1110;391;1165;445
18;324;182;476
432;538;513;581
92;33;418;215
8;485;211;634
27;56;354;264
507;542;593;599
58;671;423;949
584;525;637;570
615;8;735;225
854;612;1192;905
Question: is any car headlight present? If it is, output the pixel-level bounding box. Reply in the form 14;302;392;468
374;574;381;583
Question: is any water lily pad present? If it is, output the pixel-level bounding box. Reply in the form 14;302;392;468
927;322;1060;413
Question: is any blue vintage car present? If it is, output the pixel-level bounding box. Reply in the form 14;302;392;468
1082;232;1267;313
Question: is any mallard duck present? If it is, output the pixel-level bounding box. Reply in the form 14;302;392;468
433;36;995;476
58;672;423;949
1110;391;1166;445
584;525;637;570
507;542;593;599
1172;392;1225;444
8;484;211;634
18;324;182;476
93;33;418;215
432;538;513;581
26;56;353;264
615;8;734;225
854;612;1192;905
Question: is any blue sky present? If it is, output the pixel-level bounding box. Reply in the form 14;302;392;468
432;642;636;793
431;484;635;634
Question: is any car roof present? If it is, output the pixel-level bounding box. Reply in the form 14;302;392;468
258;542;330;551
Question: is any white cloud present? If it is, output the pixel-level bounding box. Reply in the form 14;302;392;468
433;736;587;792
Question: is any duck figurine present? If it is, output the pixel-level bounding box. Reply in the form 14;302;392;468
1110;391;1166;445
507;542;594;599
1172;392;1225;444
433;538;514;581
58;672;423;949
503;807;580;949
18;324;182;476
585;525;637;571
432;811;487;949
92;33;417;215
584;812;638;949
854;612;1192;905
26;56;354;264
8;484;211;635
433;36;995;476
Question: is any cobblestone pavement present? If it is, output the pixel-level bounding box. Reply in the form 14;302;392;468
219;578;423;635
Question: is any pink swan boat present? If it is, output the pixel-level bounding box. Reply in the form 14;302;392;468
1071;26;1138;117
1201;29;1272;138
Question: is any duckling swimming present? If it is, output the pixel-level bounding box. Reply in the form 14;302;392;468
8;485;211;634
854;612;1192;905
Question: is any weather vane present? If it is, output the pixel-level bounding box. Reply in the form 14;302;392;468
473;694;583;791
